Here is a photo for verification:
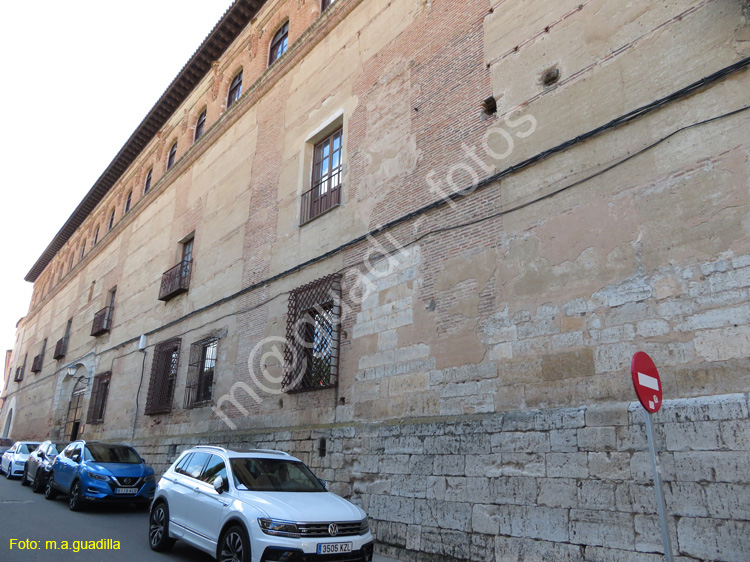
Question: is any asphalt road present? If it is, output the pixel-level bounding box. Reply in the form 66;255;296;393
0;474;212;562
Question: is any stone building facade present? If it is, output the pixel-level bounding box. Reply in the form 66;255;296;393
2;0;750;560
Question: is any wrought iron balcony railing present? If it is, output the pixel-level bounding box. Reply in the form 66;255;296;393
90;306;113;337
53;337;67;360
158;260;192;301
300;183;340;226
31;355;42;373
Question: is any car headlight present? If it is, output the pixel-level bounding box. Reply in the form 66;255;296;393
144;474;156;482
258;518;301;538
360;517;369;534
86;471;109;482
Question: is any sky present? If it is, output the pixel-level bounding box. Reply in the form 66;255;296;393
0;1;233;355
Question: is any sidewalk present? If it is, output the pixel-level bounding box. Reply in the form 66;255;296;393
373;555;401;562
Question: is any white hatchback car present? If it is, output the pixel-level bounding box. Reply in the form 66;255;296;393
1;441;41;479
149;446;374;562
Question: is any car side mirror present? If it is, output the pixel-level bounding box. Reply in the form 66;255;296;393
38;451;46;460
213;476;228;494
318;478;329;490
71;452;81;463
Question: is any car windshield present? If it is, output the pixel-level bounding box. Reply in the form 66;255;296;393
230;458;326;492
84;444;141;464
18;444;38;454
50;443;66;456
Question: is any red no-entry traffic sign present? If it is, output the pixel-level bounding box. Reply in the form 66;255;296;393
631;351;663;413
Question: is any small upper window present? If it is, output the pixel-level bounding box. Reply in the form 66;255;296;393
269;21;289;65
93;226;100;246
124;190;132;214
194;109;207;142
167;142;177;170
144;169;153;193
108;209;116;231
80;240;86;260
227;72;243;108
322;0;335;11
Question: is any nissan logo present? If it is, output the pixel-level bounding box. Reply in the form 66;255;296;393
328;523;338;537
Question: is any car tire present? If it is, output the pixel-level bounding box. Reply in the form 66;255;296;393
69;480;85;512
5;466;12;480
219;525;250;562
44;477;58;500
21;464;30;486
32;471;45;493
148;502;176;552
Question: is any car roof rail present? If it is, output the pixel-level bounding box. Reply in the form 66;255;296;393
193;445;228;453
244;448;292;457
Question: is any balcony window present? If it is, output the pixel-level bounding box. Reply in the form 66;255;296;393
269;21;289;65
184;337;218;408
54;319;72;360
145;338;181;415
159;238;193;301
31;354;42;373
227;71;243;108
86;372;111;424
283;274;341;392
91;288;116;337
301;127;342;225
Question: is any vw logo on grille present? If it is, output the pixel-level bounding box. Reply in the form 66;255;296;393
328;523;339;537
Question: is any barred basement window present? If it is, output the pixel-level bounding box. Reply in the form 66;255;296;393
86;372;111;424
283;274;341;392
145;338;181;415
184;337;218;408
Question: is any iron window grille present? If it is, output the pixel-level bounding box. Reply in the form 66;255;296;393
194;109;207;142
159;258;192;301
301;128;342;225
90;306;113;336
167;142;177;170
269;21;289;65
227;71;243;108
86;372;111;424
283;274;341;392
144;169;153;193
184;337;218;408
145;338;181;415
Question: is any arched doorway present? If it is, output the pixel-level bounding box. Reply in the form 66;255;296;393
2;408;12;437
65;378;87;440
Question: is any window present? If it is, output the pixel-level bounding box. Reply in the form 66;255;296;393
93;226;100;246
167;142;177;170
14;354;27;382
269;21;289;65
80;240;86;260
178;452;210;479
32;339;47;373
301;127;342;224
283;274;341;392
158;236;194;301
227;71;243;108
182;237;193;264
184;337;217;408
54;319;72;359
125;190;132;213
322;0;335;11
86;372;111;424
145;338;181;414
194;109;207;142
69;252;75;272
108;209;116;231
200;454;227;485
144;169;153;193
91;287;116;337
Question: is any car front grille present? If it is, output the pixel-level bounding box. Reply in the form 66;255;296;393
261;542;373;562
111;476;143;487
298;522;363;538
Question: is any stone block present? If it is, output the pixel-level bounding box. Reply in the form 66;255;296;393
577;426;617;451
677;517;750;561
578;480;616;510
537;478;578;509
547;453;589;478
585;403;630;427
494;536;584;562
465;453;504;478
414;499;472;531
664;421;722;451
588;452;631;481
705;483;750;520
496;505;570;542
569;509;634;550
433;455;465;476
491;431;550;453
491;476;538;506
500;453;546;477
550;429;579;452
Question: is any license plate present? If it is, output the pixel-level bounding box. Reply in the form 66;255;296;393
317;542;352;554
115;487;138;494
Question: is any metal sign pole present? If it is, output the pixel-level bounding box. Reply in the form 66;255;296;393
645;411;674;562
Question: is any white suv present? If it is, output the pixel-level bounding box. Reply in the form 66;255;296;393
148;446;374;562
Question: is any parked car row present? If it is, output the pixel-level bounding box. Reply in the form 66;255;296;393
3;440;375;562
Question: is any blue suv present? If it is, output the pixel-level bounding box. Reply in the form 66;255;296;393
45;440;156;511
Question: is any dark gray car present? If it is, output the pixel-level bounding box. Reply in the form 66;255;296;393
23;440;68;492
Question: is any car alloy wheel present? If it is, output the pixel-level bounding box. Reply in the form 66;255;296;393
5;466;12;479
219;525;250;562
44;477;58;500
32;472;45;493
148;502;175;552
69;481;85;511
